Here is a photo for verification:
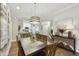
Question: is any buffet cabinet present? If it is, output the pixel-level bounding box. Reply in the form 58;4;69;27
0;3;11;55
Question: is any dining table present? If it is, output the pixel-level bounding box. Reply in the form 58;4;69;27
20;38;46;56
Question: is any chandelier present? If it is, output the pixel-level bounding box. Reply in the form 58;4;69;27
30;3;40;22
30;16;40;22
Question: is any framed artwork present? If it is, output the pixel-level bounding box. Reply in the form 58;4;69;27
56;17;74;30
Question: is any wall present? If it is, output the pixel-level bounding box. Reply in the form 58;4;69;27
53;4;79;52
12;18;18;41
12;18;23;41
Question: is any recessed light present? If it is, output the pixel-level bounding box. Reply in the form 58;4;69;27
16;6;20;10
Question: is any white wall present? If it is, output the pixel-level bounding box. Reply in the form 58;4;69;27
12;18;23;41
53;5;79;52
12;18;18;41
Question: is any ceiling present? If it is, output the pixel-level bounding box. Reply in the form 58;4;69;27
7;3;77;20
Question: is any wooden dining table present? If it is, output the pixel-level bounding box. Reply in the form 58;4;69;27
20;39;46;56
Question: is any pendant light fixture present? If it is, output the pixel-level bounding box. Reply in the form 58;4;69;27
30;3;40;22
